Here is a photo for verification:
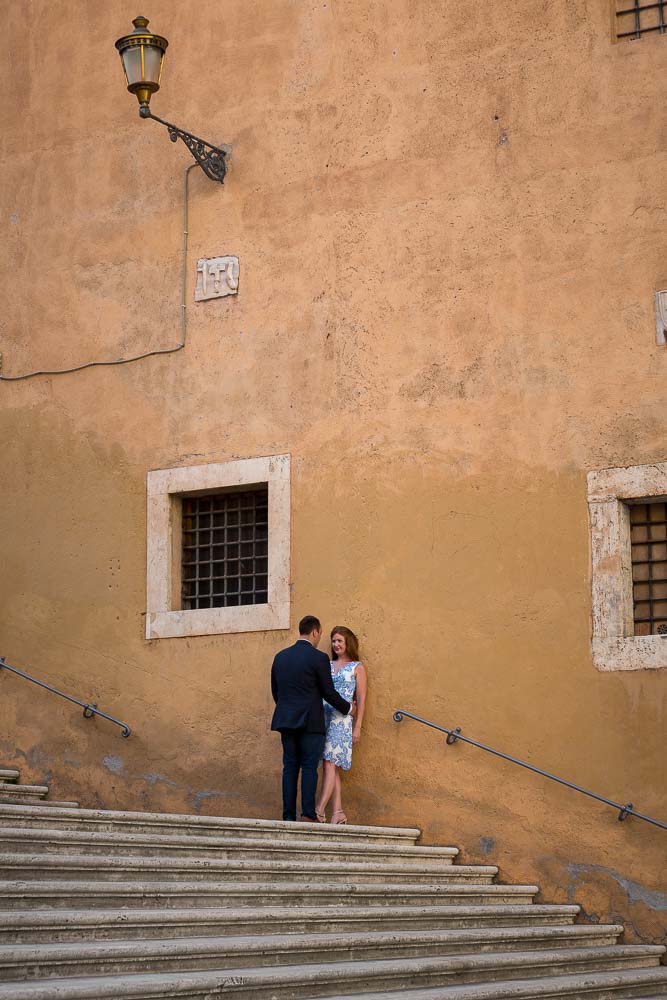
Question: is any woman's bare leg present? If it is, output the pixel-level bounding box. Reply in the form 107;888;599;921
332;768;343;815
316;761;337;817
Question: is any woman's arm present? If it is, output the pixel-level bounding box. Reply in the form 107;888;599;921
352;663;367;744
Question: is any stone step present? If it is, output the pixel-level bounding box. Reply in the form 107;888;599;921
285;972;667;1000
0;785;48;804
0;771;19;784
0;853;497;885
0;805;421;844
0;879;540;910
0;925;626;981
24;801;80;809
0;946;664;999
306;975;667;1000
0;904;583;944
0;827;456;864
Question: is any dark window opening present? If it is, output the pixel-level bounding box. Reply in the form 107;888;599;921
616;0;667;40
182;487;269;609
630;500;667;635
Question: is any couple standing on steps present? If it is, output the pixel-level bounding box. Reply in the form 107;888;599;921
270;615;368;824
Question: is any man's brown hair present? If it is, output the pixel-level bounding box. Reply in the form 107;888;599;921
299;615;321;635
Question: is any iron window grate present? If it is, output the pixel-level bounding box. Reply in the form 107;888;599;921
630;500;667;635
615;0;667;39
182;487;269;610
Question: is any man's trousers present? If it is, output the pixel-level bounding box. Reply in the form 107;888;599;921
280;729;324;821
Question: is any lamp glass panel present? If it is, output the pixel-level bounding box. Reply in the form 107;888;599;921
143;45;164;86
121;46;143;87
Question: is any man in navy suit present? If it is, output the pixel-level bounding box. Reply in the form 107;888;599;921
271;615;351;821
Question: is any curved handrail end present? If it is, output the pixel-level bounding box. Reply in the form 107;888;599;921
391;708;667;833
1;659;131;739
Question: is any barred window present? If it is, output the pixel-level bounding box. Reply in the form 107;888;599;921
615;0;667;40
182;488;269;610
588;462;667;671
630;500;667;635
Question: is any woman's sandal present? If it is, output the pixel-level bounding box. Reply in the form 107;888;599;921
331;810;347;825
316;810;327;823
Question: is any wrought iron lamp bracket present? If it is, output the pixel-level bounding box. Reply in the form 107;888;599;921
140;107;228;183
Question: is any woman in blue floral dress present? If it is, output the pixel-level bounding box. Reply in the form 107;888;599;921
316;626;367;824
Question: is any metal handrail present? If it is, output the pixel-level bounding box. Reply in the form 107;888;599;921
1;658;131;738
393;708;666;832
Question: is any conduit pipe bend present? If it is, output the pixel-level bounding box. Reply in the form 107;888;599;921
0;162;198;381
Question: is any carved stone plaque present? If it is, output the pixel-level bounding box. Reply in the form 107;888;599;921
195;256;239;301
655;289;667;346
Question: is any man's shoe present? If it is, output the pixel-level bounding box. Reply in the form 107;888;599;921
300;815;317;822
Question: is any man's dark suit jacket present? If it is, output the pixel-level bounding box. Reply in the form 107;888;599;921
271;639;351;734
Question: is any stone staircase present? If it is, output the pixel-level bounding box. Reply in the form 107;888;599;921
0;774;665;998
0;768;79;809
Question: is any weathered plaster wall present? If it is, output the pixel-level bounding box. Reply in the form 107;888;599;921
1;0;666;943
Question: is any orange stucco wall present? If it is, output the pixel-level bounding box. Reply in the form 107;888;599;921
1;1;666;944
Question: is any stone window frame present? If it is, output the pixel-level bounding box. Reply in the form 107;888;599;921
146;455;290;640
587;461;667;672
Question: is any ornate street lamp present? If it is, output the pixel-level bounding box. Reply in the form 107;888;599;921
115;16;228;183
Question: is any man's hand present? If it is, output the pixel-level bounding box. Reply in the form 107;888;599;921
349;700;356;717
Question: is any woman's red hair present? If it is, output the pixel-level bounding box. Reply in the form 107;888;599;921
330;626;360;661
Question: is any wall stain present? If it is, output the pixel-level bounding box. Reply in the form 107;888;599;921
142;772;178;788
567;863;667;911
102;755;124;775
191;788;252;814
